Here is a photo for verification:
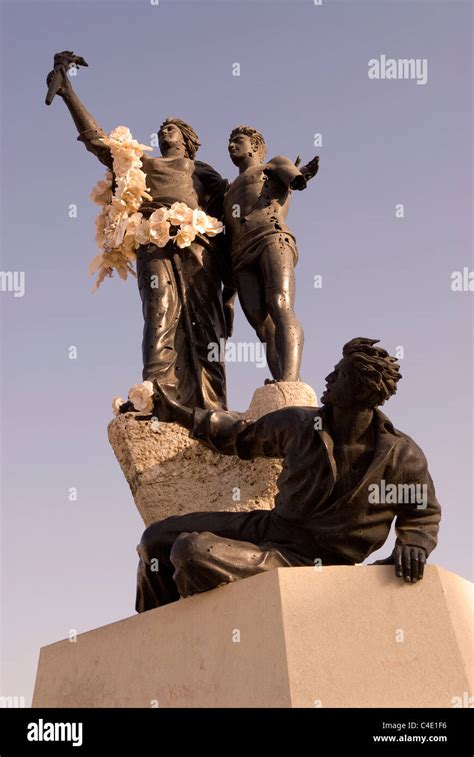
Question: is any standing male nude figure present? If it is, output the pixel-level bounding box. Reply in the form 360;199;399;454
224;126;319;382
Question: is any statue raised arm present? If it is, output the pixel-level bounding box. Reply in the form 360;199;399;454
45;52;232;412
46;54;112;169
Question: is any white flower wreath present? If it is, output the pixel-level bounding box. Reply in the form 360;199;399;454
88;126;224;292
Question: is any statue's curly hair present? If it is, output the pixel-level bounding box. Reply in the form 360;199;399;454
342;338;402;407
159;117;201;159
229;125;266;159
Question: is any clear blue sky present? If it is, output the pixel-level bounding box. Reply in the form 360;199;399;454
0;0;472;705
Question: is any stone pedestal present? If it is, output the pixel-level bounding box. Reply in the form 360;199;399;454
242;381;318;419
32;566;473;708
108;382;318;526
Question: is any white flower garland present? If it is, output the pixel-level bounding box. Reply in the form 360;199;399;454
112;380;154;416
89;126;224;292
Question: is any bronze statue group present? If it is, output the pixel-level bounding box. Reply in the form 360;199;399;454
48;56;441;611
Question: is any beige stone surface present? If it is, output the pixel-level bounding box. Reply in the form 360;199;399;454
108;382;318;526
244;381;318;419
279;565;473;708
33;565;473;708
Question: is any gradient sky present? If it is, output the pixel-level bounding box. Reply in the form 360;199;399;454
0;0;472;706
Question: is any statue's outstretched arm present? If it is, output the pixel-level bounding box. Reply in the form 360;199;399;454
46;67;113;169
144;380;295;459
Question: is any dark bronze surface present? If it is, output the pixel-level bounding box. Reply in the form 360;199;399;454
46;56;233;409
224;126;319;382
136;338;440;610
45;55;440;613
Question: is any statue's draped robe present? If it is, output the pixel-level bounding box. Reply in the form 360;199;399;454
79;128;232;410
136;406;441;609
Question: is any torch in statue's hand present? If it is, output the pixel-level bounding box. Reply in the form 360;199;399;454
45;50;88;105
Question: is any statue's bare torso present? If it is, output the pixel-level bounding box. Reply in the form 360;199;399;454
140;155;208;213
224;159;293;241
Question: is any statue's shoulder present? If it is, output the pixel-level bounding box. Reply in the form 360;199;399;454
268;154;295;169
391;426;429;473
194;160;225;181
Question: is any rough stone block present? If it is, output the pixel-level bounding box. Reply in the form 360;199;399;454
108;382;318;525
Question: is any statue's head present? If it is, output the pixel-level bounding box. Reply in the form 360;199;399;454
228;125;266;165
321;338;402;409
158;118;201;159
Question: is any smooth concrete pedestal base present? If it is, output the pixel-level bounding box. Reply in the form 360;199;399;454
32;566;473;708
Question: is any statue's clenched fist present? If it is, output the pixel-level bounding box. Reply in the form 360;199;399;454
46;68;70;99
45;51;87;105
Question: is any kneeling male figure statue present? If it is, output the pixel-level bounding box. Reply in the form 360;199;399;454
134;338;441;611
